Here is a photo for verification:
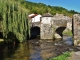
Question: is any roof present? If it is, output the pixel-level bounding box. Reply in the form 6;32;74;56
28;14;37;18
42;13;53;17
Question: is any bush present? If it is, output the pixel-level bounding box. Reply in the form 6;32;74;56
50;52;71;60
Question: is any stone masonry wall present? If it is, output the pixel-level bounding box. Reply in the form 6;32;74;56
40;17;54;39
53;14;72;31
40;13;72;39
73;14;80;46
40;24;53;39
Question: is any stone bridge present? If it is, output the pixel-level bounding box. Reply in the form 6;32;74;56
30;13;72;40
30;13;80;46
52;19;67;38
40;16;68;39
52;14;72;39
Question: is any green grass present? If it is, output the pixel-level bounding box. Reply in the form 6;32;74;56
50;52;71;60
63;30;73;36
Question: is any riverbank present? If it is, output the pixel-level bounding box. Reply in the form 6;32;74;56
68;51;80;60
50;51;80;60
50;52;71;60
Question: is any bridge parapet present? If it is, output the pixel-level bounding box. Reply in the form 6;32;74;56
53;20;67;28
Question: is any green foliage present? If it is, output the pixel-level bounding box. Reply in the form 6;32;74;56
63;29;73;36
0;0;30;42
22;1;80;16
50;52;71;60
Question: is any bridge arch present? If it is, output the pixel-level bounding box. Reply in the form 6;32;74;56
55;26;66;38
30;26;40;38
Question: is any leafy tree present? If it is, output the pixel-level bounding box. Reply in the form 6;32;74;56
0;0;30;42
22;1;80;16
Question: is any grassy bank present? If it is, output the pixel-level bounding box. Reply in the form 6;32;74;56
50;52;71;60
63;30;73;36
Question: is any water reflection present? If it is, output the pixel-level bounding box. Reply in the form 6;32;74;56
0;42;30;60
0;36;79;60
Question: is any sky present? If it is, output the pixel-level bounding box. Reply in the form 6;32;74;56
28;0;80;13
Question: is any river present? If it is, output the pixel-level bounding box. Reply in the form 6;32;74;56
0;35;80;60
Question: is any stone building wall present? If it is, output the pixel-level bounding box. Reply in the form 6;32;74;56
73;14;80;46
40;17;54;39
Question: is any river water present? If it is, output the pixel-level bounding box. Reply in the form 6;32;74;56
0;36;80;60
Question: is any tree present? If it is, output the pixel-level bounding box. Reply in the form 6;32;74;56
0;0;30;42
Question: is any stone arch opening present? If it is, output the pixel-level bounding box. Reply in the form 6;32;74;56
0;32;3;38
55;27;66;37
30;26;40;39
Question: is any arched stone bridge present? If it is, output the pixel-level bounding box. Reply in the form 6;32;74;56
40;17;68;39
53;20;67;38
30;18;68;39
30;13;71;40
30;13;80;46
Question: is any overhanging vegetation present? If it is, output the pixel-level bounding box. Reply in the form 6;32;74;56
0;0;30;42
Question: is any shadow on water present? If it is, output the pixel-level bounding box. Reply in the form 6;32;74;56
0;42;30;60
0;42;18;60
5;32;19;43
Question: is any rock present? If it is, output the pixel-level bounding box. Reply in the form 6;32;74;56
54;33;62;39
